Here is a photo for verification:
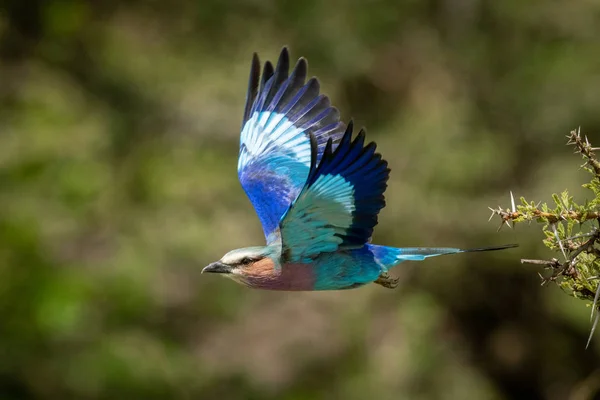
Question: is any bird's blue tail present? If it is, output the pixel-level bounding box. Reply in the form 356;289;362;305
368;243;518;271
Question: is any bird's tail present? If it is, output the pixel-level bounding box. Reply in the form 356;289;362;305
368;243;518;270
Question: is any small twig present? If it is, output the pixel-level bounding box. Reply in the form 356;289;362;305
569;127;600;178
521;258;566;285
521;258;562;267
560;232;597;243
490;208;600;225
571;234;599;258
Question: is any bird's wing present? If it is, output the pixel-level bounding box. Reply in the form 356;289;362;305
238;48;346;242
277;122;390;263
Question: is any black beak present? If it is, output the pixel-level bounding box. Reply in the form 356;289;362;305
202;261;232;274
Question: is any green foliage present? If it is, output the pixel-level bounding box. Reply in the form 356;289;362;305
490;129;600;346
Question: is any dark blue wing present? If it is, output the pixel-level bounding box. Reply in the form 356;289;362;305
278;122;390;262
238;48;346;242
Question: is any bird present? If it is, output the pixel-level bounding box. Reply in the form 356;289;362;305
202;47;517;291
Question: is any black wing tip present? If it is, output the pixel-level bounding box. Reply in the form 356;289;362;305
356;129;366;142
463;244;519;253
308;132;320;173
297;56;308;67
337;121;354;144
243;53;262;123
319;118;390;173
347;119;354;132
354;129;390;181
305;76;320;92
254;46;291;77
278;45;310;72
275;48;290;72
342;123;374;148
292;57;308;77
279;47;290;67
263;60;274;75
321;137;335;161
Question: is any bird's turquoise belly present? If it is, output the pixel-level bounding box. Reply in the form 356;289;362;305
310;250;382;291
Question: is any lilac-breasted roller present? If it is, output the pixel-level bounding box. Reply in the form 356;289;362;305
202;48;516;290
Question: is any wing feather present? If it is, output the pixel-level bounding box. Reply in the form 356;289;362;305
278;122;390;262
238;48;346;241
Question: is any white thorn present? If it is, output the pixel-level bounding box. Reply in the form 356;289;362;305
510;191;516;213
586;311;599;350
591;283;600;322
551;224;568;261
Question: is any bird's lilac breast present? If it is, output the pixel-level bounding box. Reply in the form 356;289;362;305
239;259;317;291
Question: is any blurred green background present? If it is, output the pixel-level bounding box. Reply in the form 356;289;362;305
1;1;600;399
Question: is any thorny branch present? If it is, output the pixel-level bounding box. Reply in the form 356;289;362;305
490;208;600;227
489;128;600;348
568;127;600;176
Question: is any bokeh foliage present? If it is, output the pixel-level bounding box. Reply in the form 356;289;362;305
1;1;600;399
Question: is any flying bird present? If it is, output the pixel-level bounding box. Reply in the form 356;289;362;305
202;48;516;290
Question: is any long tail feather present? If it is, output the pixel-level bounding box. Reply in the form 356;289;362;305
368;243;518;270
459;244;519;253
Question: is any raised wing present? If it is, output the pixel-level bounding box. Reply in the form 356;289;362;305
278;122;390;263
238;48;346;242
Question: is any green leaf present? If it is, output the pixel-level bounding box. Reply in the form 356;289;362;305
552;193;562;208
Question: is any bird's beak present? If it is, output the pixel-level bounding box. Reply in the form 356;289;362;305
202;261;232;274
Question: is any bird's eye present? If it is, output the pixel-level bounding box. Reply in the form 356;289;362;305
240;257;254;264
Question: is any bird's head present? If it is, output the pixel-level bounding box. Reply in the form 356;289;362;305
202;246;279;285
